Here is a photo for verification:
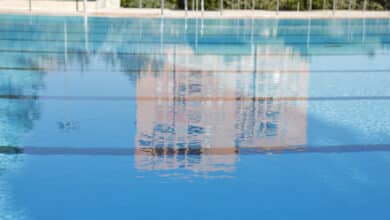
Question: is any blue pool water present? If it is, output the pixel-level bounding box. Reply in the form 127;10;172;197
0;14;390;219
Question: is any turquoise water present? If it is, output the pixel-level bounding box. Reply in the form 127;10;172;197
0;14;390;219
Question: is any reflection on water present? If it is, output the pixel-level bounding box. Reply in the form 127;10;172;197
0;15;390;179
135;42;309;175
0;155;25;220
0;60;44;147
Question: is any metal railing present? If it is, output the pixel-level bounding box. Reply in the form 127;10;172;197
1;0;389;16
137;0;388;15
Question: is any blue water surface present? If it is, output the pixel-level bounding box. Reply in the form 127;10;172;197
0;14;390;220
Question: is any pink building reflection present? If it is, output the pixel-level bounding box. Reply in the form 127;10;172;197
135;44;310;175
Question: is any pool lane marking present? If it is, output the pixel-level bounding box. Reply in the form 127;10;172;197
2;144;390;156
1;95;390;101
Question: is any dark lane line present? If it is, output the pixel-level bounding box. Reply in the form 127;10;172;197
2;144;390;156
1;95;390;102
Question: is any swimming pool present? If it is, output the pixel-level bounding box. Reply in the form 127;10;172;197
0;14;390;219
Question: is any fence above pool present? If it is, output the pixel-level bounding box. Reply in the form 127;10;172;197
0;0;389;16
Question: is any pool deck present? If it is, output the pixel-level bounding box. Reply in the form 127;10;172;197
0;1;389;19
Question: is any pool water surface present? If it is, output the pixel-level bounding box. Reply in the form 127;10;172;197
0;14;390;220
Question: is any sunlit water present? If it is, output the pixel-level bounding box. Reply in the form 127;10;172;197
0;14;390;219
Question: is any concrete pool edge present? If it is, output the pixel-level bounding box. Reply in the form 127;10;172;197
0;9;390;19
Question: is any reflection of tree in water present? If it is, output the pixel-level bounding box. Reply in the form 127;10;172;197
0;18;91;143
117;53;165;83
89;18;167;83
3;18;167;134
0;57;45;147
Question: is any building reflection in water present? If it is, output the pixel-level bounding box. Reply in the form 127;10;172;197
135;20;310;177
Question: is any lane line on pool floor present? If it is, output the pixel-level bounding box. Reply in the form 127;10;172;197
2;144;390;156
